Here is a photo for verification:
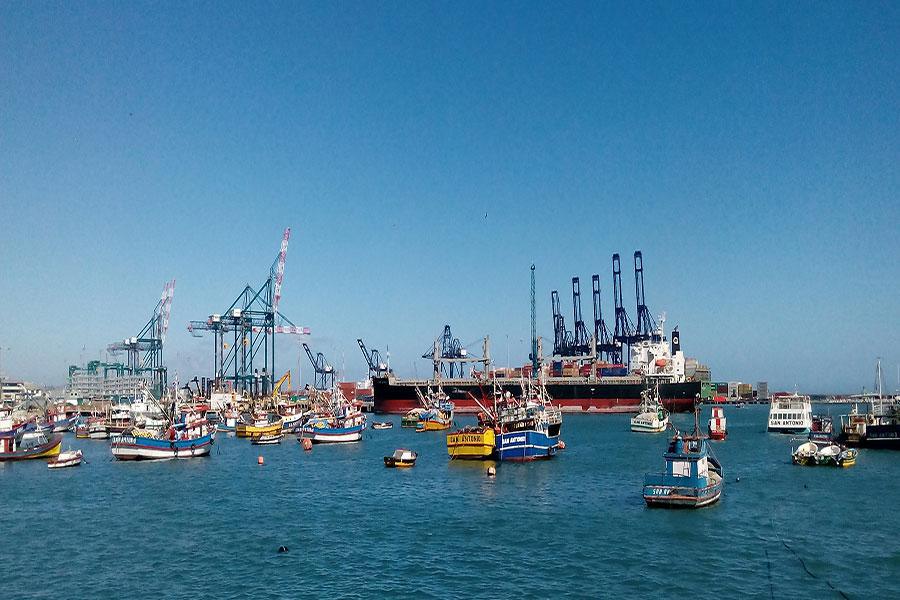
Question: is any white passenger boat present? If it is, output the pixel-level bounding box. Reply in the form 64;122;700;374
767;393;812;434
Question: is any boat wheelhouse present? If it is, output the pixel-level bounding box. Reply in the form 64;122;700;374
767;393;812;434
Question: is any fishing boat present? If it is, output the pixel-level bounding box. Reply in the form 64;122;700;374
791;438;858;467
251;433;283;445
643;406;723;508
0;430;63;461
767;393;812;434
48;449;83;469
75;421;90;439
0;408;28;437
384;448;417;468
708;406;727;440
494;379;563;462
630;385;669;433
401;407;426;428
372;421;393;430
838;360;900;449
235;412;283;438
111;405;214;461
413;386;455;432
88;419;109;440
809;414;835;443
446;424;497;460
298;386;367;444
105;406;134;435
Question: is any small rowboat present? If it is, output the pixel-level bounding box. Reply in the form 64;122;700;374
384;448;417;468
48;449;83;469
372;422;393;430
252;433;284;445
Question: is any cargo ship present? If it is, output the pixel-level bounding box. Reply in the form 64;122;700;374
374;320;704;414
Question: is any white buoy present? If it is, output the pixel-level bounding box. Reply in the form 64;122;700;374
487;466;497;477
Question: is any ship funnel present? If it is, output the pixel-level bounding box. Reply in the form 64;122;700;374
671;328;681;353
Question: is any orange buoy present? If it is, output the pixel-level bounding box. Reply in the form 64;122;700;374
558;440;566;450
301;438;313;451
258;455;264;465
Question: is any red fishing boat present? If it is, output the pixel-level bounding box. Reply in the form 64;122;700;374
708;406;727;440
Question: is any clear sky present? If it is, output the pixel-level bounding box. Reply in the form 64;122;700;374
1;2;897;394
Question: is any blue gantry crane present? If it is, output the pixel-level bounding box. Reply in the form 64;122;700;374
107;280;175;399
357;338;389;377
303;343;335;390
633;250;658;342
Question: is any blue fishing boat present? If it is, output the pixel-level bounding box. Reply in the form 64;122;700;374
494;379;562;462
643;407;723;508
298;386;366;444
111;406;214;461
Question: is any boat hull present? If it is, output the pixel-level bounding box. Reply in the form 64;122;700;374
236;422;282;438
111;432;215;460
374;376;700;414
643;477;723;508
447;428;496;460
0;434;63;461
838;424;900;449
299;425;364;444
496;429;557;462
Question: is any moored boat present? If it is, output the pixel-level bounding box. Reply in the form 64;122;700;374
767;393;812;434
48;449;83;469
0;431;63;461
252;433;284;445
708;406;727;440
111;407;214;461
643;406;723;508
384;448;417;468
630;385;669;433
494;379;563;462
236;412;283;438
447;425;497;460
837;361;900;449
401;408;426;428
298;386;367;444
372;421;393;430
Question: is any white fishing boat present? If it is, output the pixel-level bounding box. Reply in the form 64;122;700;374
630;385;669;433
768;393;812;434
48;449;83;469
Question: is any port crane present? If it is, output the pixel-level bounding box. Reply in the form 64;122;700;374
302;343;334;390
357;338;389;377
592;274;620;364
187;228;309;397
633;251;658;342
529;264;539;378
612;253;637;361
571;277;592;355
107;279;175;399
550;290;574;356
423;325;489;379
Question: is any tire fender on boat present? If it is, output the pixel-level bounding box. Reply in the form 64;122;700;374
191;444;196;456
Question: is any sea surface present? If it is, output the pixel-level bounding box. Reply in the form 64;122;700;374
2;404;898;599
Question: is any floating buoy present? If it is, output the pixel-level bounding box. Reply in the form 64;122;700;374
278;546;289;553
735;476;741;483
258;455;264;465
487;466;496;477
301;438;313;451
557;440;567;450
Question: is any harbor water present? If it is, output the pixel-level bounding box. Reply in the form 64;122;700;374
2;404;898;599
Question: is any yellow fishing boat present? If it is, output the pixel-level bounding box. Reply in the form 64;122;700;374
447;427;496;460
235;414;283;438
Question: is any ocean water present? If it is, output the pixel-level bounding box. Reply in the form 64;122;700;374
2;404;898;599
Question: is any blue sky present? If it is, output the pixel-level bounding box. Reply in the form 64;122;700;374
1;2;897;393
